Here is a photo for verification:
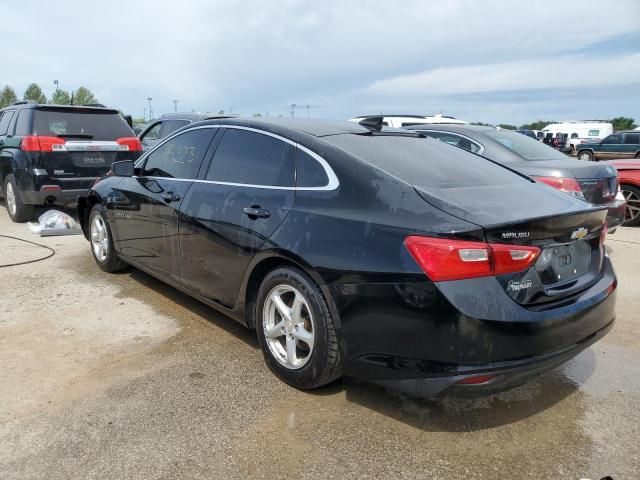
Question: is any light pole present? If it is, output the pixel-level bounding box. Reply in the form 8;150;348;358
147;97;153;121
290;104;296;118
53;80;59;92
173;99;178;113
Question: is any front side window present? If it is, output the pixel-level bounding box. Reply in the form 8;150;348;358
206;129;295;187
0;111;15;135
160;120;190;138
571;133;579;139
602;134;622;145
624;133;640;145
142;128;215;179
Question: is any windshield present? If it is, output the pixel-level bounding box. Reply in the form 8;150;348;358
33;108;133;140
485;129;569;161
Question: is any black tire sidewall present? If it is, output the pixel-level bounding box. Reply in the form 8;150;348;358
255;267;338;390
4;174;34;222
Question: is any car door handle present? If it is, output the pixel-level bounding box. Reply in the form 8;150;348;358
161;192;181;202
243;206;271;219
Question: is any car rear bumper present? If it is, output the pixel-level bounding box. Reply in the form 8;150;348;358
603;197;626;230
21;188;91;207
330;256;616;397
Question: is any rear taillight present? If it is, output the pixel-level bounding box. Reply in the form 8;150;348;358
116;137;142;152
404;236;540;282
533;176;585;200
21;135;66;152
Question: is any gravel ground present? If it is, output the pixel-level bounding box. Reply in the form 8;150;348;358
0;204;638;480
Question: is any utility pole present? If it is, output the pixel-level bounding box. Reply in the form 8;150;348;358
147;97;153;121
290;104;297;118
305;104;310;118
143;107;146;121
53;80;59;92
173;99;178;113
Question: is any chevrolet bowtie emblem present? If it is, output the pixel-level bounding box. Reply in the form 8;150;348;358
571;227;588;240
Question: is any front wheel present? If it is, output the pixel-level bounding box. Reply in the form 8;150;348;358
255;267;342;389
578;150;594;161
621;184;640;227
89;204;128;272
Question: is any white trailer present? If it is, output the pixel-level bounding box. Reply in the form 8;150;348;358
541;121;613;152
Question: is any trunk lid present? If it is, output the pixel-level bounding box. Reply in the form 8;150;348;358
515;159;619;204
414;183;608;305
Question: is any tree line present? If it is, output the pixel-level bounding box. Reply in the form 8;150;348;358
0;83;98;108
474;117;637;132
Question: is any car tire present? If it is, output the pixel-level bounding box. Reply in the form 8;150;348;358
255;267;342;390
578;150;594;161
634;152;640;159
3;174;34;223
620;184;640;227
88;204;128;272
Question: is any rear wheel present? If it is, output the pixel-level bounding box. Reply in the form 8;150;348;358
89;204;128;272
4;174;34;223
578;150;594;161
255;267;342;389
621;184;640;226
635;152;640;159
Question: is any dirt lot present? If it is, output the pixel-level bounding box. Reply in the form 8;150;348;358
1;204;639;480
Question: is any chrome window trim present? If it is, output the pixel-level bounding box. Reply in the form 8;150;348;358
413;129;485;155
134;124;339;191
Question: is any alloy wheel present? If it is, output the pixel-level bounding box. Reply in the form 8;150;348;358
263;285;315;369
6;182;16;216
579;152;592;161
91;215;109;262
622;188;640;224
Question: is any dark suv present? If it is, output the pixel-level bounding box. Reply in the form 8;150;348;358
138;113;235;151
0;102;141;222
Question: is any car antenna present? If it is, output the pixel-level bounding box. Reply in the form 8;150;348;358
358;116;384;132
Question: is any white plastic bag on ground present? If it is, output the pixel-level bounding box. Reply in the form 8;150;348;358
28;210;82;236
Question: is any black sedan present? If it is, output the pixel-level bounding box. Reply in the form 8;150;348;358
400;123;627;232
77;118;616;397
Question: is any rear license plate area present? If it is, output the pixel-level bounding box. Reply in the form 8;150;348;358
72;152;106;167
536;240;591;286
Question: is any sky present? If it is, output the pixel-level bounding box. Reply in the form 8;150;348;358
1;0;639;125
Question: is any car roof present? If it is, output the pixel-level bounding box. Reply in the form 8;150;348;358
155;112;237;122
193;117;371;137
1;102;119;114
404;124;496;133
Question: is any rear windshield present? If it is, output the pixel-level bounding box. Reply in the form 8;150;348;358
326;134;525;188
32;108;133;140
484;129;568;161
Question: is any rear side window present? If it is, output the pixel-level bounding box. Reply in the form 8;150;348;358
33;109;133;140
624;133;640;145
142;128;215;179
326;134;523;189
14;110;30;135
206;129;295;187
160;120;190;138
588;130;600;136
296;148;328;187
602;134;622;145
458;137;482;153
142;122;162;141
0;111;15;135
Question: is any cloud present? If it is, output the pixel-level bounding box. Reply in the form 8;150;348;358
0;0;638;121
360;53;640;97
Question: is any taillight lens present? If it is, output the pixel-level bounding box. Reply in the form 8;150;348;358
116;137;142;152
405;236;540;282
533;176;585;200
21;135;66;152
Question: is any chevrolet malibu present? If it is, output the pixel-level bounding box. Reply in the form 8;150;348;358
77;118;616;397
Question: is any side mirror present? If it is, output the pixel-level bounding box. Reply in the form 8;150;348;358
111;160;135;177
